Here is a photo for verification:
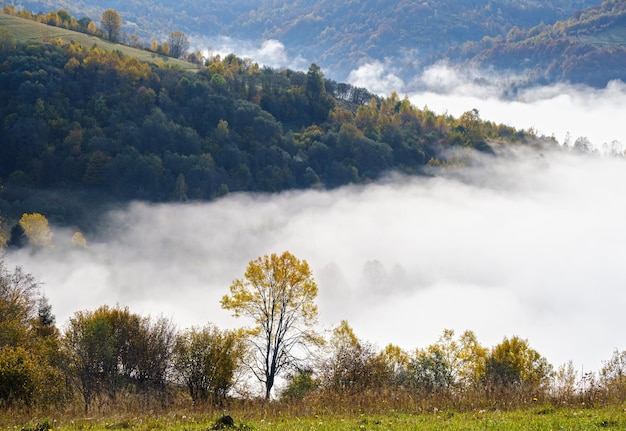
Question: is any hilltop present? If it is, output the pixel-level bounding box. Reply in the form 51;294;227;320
0;13;197;71
0;12;549;231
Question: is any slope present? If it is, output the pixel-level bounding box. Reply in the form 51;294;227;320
16;0;599;81
449;0;626;88
0;17;545;229
0;13;197;71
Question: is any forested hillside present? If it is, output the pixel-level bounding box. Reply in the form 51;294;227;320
448;0;626;87
0;13;546;232
17;0;599;80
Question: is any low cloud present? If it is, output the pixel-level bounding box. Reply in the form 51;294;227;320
347;60;405;95
346;61;626;151
6;151;626;372
191;35;309;71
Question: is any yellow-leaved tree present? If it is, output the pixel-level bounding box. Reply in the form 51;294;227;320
100;9;122;42
19;213;53;249
221;251;322;400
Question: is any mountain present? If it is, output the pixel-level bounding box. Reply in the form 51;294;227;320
15;0;599;81
0;13;547;232
445;0;626;88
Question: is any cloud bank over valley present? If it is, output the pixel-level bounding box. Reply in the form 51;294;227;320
348;61;626;152
6;151;626;372
189;34;625;151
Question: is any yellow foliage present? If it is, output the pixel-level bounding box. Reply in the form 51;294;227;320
19;213;53;249
331;320;360;350
427;329;487;386
71;231;87;248
221;251;321;399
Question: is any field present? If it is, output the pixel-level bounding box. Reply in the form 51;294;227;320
3;405;626;431
0;13;198;71
576;25;626;47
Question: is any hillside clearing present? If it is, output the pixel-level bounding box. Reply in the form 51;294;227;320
0;13;198;71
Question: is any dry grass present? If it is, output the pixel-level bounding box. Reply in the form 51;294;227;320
3;383;626;430
0;13;198;71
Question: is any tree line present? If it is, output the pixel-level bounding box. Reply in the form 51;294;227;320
0;23;545;233
2;251;626;416
2;6;196;62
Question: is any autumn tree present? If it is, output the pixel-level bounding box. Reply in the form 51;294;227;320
167;30;190;59
0;259;65;407
427;329;487;387
221;251;322;400
320;320;390;392
100;9;122;42
482;336;553;388
64;306;175;412
173;324;245;404
600;349;626;398
18;213;53;249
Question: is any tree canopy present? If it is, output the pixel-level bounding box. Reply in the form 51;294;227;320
0;30;546;229
100;9;122;42
221;251;322;399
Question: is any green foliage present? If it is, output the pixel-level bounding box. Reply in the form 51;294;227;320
63;305;175;412
173;325;244;404
0;21;546;225
281;368;318;400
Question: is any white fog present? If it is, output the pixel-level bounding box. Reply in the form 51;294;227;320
5;50;626;375
6;150;626;374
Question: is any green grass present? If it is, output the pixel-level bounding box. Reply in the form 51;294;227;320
577;25;626;47
0;13;198;71
8;406;626;431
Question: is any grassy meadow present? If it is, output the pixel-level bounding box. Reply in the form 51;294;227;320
577;26;626;48
0;13;198;71
6;405;626;431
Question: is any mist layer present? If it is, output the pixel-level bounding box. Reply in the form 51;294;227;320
6;151;626;372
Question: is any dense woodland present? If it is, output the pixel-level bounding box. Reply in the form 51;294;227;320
0;11;546;234
449;0;626;87
18;0;601;82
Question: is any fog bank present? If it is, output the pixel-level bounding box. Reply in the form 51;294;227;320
6;151;626;372
348;62;626;151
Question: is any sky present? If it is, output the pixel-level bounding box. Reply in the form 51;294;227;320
6;150;626;375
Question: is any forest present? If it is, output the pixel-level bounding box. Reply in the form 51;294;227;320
448;0;626;87
0;10;546;237
17;0;602;82
2;249;626;422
